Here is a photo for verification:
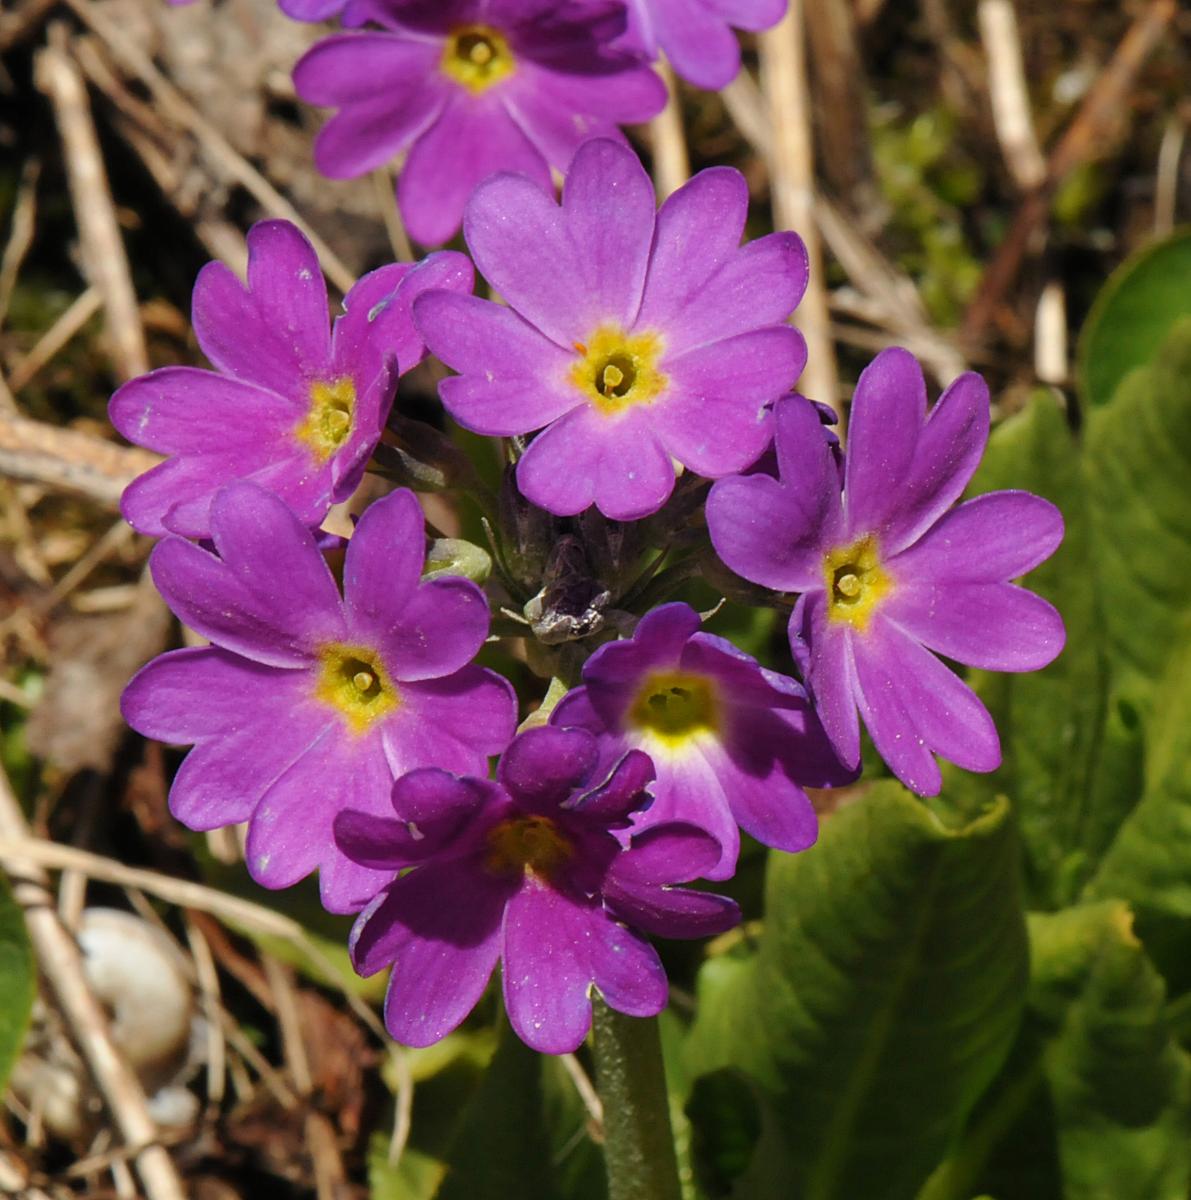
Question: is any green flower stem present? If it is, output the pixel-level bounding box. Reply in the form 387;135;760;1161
591;999;683;1200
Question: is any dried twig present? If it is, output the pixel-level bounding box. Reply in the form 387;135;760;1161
964;0;1178;341
648;60;689;198
0;158;41;349
978;0;1046;191
0;0;58;55
0;767;187;1200
7;286;103;395
35;30;149;381
1033;281;1067;385
760;1;840;414
0;409;159;507
64;0;356;294
1154;116;1186;236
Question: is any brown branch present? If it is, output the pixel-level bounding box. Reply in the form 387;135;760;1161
0;409;158;507
759;0;840;415
963;0;1177;343
0;768;187;1200
35;30;149;381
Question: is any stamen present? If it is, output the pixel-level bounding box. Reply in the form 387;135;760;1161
441;24;515;94
628;670;718;748
485;815;573;881
295;376;356;462
822;535;893;631
314;644;398;733
570;326;667;415
601;363;625;394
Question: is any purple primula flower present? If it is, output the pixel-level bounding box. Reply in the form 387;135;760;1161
292;0;666;247
415;137;808;521
550;603;852;880
110;220;473;539
121;481;516;913
622;0;788;90
706;348;1066;796
334;725;739;1053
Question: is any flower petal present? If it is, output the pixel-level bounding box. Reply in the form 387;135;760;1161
706;397;840;591
314;86;447;179
885;581;1065;672
502;880;596;1054
513;406;599;516
843;347;927;537
790;591;862;770
383;668;517;777
165;695;332;832
245;727;394;910
416;292;576;435
881;371;989;555
639;230;808;357
342;488;426;638
614;822;723;885
499;726;598;809
648;0;742;89
890;491;1065;583
400;95;551;247
852;618;1001;795
589;916;667;1017
191;221;331;393
604;877;740;938
569;749;656;823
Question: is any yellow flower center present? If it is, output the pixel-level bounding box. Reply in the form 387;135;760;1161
822;534;893;632
441;24;515;94
627;670;719;750
484;815;573;881
295;376;355;462
313;643;398;734
569;326;668;416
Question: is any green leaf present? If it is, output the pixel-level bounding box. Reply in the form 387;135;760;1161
369;1134;446;1200
1083;318;1191;707
1077;228;1191;409
685;784;1028;1200
1086;638;1191;960
433;1018;557;1200
966;391;1141;907
0;872;34;1092
1028;903;1191;1200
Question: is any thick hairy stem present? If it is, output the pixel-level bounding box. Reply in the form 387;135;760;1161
591;999;682;1200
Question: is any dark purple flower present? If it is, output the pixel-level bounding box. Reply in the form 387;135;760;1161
335;725;739;1052
551;603;851;879
121;482;516;913
415;137;808;520
706;349;1066;796
622;0;788;90
292;0;666;247
111;221;471;540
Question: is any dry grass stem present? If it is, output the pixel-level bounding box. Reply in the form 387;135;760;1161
35;32;149;381
64;0;356;293
0;409;160;506
760;0;840;415
0;158;41;347
648;60;690;198
8;286;104;395
978;0;1046;191
0;767;187;1200
1034;281;1068;385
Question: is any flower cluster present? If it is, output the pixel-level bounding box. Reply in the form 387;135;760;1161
118;5;1064;1056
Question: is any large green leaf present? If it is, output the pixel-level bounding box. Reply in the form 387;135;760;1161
1086;639;1191;957
1029;903;1191;1200
0;872;34;1092
1077;228;1191;409
966;392;1141;908
1083;318;1191;707
684;784;1028;1200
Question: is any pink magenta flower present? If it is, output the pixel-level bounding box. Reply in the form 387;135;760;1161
293;0;666;246
110;220;472;539
550;603;853;879
334;725;740;1052
706;349;1066;796
121;482;516;913
415;137;808;520
623;0;788;90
